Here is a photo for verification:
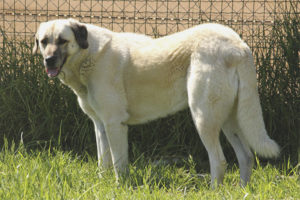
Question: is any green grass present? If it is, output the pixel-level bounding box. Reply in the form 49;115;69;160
0;143;299;199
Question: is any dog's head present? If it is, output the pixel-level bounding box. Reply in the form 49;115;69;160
33;19;88;77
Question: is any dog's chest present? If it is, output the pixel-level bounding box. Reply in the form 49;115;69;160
59;67;88;98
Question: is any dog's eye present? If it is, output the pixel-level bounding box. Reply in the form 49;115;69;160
58;38;68;45
41;38;48;46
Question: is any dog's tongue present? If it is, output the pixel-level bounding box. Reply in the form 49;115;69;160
46;68;59;77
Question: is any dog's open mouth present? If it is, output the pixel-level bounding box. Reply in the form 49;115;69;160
46;68;60;77
46;56;67;78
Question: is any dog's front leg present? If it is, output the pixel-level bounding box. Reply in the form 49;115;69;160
93;120;113;168
103;120;129;178
91;106;129;178
87;74;130;178
77;96;114;169
88;94;130;178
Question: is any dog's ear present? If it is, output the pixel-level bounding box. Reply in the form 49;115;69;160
32;35;39;54
70;22;89;49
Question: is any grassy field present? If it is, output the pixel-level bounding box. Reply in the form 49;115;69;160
0;143;299;200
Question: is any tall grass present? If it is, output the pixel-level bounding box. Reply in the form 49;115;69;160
255;3;299;164
0;4;299;167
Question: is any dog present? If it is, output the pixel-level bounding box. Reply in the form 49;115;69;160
33;18;279;186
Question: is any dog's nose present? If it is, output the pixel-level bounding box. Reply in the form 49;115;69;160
45;56;57;67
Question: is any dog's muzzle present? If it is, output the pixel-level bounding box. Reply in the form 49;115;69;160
45;55;57;67
44;55;67;78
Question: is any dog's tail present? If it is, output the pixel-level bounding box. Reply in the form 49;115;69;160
235;44;280;158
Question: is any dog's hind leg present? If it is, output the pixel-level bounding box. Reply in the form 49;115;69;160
187;59;236;187
222;116;254;186
194;121;227;187
189;110;227;186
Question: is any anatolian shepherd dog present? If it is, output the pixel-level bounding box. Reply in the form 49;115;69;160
33;18;279;186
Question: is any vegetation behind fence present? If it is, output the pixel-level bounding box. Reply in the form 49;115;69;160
0;1;299;165
1;0;299;46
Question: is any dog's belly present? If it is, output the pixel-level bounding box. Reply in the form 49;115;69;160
125;76;188;125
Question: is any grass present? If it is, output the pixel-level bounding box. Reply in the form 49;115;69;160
0;142;299;199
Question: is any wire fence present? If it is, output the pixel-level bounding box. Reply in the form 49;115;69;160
0;0;299;49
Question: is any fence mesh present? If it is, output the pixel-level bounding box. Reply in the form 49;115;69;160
1;0;299;49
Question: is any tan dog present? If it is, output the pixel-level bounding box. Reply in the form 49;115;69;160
33;18;279;186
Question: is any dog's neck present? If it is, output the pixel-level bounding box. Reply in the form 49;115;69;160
58;33;112;97
58;49;90;97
